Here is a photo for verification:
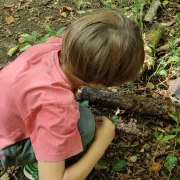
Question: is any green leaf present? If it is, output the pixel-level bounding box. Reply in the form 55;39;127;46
76;10;86;14
172;127;180;133
98;159;108;167
31;31;38;41
46;26;56;36
165;163;174;172
158;70;167;76
86;9;92;13
79;100;89;107
175;137;180;144
112;160;127;172
166;155;178;164
20;44;32;52
169;56;180;62
159;60;167;65
20;34;34;42
160;135;176;143
7;45;20;56
35;37;47;44
156;133;163;141
56;26;66;36
168;113;178;122
112;116;121;126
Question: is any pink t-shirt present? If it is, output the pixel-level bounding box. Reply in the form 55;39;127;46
0;38;83;162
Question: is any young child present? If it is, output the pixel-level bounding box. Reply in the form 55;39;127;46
0;10;145;180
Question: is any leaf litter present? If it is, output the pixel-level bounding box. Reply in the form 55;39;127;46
0;0;180;180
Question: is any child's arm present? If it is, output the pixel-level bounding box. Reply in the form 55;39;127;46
38;116;115;180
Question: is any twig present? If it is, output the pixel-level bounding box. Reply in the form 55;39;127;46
156;38;180;53
144;0;161;23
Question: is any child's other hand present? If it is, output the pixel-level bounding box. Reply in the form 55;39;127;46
94;116;115;148
168;77;180;98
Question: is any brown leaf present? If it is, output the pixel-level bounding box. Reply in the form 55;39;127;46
139;148;145;153
4;4;14;8
152;91;160;98
18;37;25;43
62;6;73;12
60;12;67;18
146;82;155;89
150;162;162;174
5;16;15;24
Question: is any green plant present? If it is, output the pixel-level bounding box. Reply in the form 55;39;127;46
111;115;121;126
176;13;180;33
74;0;84;10
7;26;66;56
98;159;108;167
154;114;180;179
112;160;127;172
132;0;144;30
165;114;179;179
165;155;178;176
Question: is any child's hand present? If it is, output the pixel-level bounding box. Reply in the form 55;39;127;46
168;77;180;98
94;116;115;148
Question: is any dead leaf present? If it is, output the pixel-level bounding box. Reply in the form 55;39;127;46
5;16;15;24
139;148;145;153
18;37;25;43
0;172;10;180
146;82;155;89
152;91;160;98
150;162;162;174
62;6;73;12
60;12;67;18
4;4;14;8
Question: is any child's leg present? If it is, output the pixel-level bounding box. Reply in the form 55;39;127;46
65;106;95;167
78;106;95;148
0;138;36;168
0;106;95;169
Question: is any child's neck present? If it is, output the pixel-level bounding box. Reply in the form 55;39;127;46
61;64;85;89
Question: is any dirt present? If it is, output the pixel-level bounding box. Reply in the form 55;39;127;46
0;0;180;180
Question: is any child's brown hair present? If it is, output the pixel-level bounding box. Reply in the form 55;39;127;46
61;9;145;86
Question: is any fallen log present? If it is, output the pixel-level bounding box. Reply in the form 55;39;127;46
78;87;180;120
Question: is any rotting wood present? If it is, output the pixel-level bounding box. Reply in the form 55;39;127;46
78;87;180;120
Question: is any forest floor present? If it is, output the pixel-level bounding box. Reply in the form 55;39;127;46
0;0;180;180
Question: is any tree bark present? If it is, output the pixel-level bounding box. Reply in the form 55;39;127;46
78;87;180;120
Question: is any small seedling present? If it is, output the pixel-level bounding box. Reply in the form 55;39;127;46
154;131;176;143
111;115;121;126
176;13;180;33
165;155;178;179
98;159;108;167
112;159;127;172
7;26;66;56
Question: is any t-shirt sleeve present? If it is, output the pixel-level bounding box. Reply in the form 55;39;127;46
25;104;83;162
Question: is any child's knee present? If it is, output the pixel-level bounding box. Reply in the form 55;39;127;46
78;106;95;146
